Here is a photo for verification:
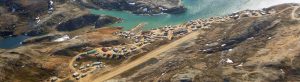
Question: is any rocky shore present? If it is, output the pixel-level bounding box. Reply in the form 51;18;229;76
108;3;300;82
86;0;186;15
0;0;300;82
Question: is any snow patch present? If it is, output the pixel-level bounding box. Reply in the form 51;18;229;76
53;35;70;42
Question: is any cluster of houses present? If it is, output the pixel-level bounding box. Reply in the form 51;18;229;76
64;7;278;82
76;46;138;60
184;8;276;32
72;72;87;80
229;8;275;19
71;61;104;80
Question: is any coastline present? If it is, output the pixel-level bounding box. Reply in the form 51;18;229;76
1;0;299;49
69;2;280;81
0;1;300;82
90;0;300;31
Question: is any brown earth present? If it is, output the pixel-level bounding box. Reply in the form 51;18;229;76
1;1;300;82
0;27;121;82
97;3;300;82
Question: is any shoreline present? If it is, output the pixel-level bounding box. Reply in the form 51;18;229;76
1;2;300;82
81;0;186;15
0;2;296;49
91;1;300;31
65;3;277;81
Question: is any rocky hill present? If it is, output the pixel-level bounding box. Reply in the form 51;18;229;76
106;3;300;82
0;0;122;81
0;0;120;38
1;1;300;82
0;27;121;82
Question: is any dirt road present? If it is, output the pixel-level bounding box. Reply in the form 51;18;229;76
69;53;80;73
88;6;298;82
90;31;201;82
291;6;300;20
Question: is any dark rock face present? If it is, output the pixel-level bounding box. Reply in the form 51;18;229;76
203;18;276;53
0;31;14;37
95;15;121;28
163;6;186;14
89;0;186;15
91;0;130;10
25;28;49;36
25;13;65;36
56;14;120;31
4;0;48;17
53;43;96;56
0;0;121;38
0;0;49;38
56;14;100;31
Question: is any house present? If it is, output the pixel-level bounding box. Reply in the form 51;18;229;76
73;72;79;77
92;62;102;66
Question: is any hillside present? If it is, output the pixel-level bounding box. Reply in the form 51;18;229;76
99;3;300;82
0;1;300;82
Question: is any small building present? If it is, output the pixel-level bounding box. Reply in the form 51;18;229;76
102;48;108;52
173;28;188;35
260;11;266;15
50;76;58;82
87;50;97;54
79;66;85;70
73;64;78;67
73;72;79;77
81;73;87;78
75;77;80;80
86;64;91;67
92;62;102;66
113;48;119;52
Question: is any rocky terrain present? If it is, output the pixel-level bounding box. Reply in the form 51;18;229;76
0;0;122;82
0;0;120;38
103;3;300;82
0;27;121;82
82;0;186;15
1;0;300;82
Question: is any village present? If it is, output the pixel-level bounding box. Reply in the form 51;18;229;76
48;7;276;81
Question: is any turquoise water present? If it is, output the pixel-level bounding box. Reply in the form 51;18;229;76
1;0;299;49
90;0;247;30
91;0;300;30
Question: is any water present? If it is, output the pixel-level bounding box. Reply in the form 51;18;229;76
91;0;300;30
0;0;299;49
0;35;28;49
